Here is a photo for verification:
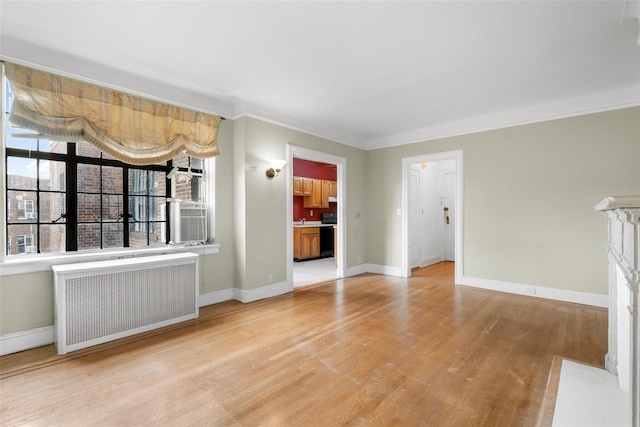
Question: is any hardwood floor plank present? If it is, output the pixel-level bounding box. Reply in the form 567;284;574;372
0;262;607;426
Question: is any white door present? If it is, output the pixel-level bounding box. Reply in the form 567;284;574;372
408;168;422;268
443;172;455;261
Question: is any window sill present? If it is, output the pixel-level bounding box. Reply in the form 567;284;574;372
0;243;220;277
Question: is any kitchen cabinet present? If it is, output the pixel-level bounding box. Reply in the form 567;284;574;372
329;181;337;198
293;176;313;196
303;178;313;196
293;177;303;196
320;180;330;208
293;227;320;260
296;176;337;208
303;179;334;208
304;179;322;208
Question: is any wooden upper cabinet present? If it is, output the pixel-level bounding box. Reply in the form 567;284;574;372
328;181;337;198
302;178;313;196
293;176;303;196
304;179;322;208
297;177;337;208
320;180;330;208
293;176;314;196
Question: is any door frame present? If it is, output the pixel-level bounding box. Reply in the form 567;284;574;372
408;166;422;269
286;144;346;287
401;149;463;283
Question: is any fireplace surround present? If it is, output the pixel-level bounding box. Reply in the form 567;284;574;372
595;195;640;427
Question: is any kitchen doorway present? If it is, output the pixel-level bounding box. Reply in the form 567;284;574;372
293;257;337;287
401;150;463;283
286;145;346;288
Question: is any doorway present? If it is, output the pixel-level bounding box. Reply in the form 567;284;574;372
401;150;463;283
407;160;456;270
286;145;346;288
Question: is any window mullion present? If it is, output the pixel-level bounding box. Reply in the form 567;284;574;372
6;140;176;255
123;166;130;247
35;155;40;254
65;142;78;251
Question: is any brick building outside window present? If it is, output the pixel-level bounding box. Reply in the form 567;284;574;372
4;82;205;256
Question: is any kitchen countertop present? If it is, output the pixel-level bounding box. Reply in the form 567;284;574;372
293;221;336;228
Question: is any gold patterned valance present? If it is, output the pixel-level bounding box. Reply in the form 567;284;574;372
5;62;221;165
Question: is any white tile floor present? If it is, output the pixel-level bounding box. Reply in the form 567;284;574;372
293;257;338;288
552;360;629;427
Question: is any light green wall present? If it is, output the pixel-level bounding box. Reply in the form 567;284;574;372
0;272;53;334
1;107;638;335
366;107;640;294
232;118;248;289
200;119;235;294
234;117;368;289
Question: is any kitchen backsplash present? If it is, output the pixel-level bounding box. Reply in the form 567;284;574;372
293;198;336;222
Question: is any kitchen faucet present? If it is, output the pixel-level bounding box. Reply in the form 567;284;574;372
297;218;306;224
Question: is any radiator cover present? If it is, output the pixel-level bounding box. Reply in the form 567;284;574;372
53;252;199;355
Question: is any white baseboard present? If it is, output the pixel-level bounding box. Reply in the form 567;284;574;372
233;281;293;304
460;275;608;308
347;264;607;308
347;263;425;278
367;263;406;277
199;288;234;307
0;326;54;356
0;275;607;356
0;283;295;356
0;288;230;356
344;263;368;277
420;256;444;268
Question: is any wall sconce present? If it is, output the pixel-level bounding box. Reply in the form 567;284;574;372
266;159;287;179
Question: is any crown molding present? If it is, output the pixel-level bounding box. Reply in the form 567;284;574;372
230;109;368;150
364;85;640;150
2;32;638;153
0;33;233;118
621;0;640;45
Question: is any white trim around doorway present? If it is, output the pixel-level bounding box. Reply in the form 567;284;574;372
286;145;347;287
401;150;463;283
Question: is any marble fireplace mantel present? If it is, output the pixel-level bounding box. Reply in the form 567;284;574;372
595;195;640;427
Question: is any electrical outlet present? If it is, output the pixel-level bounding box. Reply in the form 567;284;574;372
268;274;273;283
357;256;362;263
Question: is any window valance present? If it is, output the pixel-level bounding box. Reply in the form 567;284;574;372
5;62;221;165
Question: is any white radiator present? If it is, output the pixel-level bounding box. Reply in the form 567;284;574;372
52;252;199;355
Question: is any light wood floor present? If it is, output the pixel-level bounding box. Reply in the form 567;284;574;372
0;262;607;426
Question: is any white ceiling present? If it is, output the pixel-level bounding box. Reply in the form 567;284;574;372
1;1;639;149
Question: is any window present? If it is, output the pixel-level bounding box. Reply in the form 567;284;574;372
18;199;35;219
17;234;34;254
4;81;207;256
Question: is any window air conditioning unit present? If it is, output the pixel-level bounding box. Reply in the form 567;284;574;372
25;213;37;219
25;246;37;253
169;200;207;244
